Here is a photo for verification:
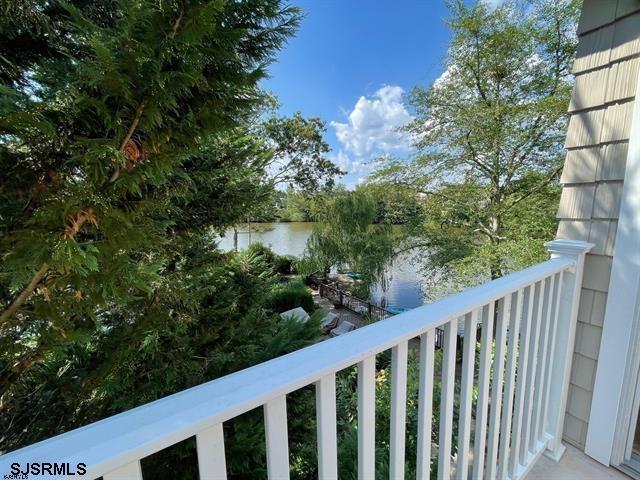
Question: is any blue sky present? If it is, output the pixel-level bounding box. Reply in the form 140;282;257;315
263;0;455;188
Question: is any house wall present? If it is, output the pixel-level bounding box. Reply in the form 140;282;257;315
557;0;640;449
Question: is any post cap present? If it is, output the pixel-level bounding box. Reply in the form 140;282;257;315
545;239;594;256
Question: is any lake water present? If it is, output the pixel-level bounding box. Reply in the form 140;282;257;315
217;222;427;309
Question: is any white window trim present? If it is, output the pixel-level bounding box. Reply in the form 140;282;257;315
585;70;640;466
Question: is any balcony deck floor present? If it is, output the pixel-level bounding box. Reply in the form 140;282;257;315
526;444;631;480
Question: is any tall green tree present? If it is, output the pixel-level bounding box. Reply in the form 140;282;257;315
0;0;301;326
259;112;344;193
373;0;579;291
0;0;328;454
227;113;344;223
359;182;424;226
0;4;347;475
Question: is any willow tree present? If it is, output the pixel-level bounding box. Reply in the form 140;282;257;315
374;0;579;291
301;189;395;296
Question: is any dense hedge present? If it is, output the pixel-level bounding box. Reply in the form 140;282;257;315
265;280;314;313
247;242;298;275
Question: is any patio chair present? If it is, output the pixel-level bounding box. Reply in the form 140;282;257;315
280;307;310;323
330;320;355;337
320;312;338;330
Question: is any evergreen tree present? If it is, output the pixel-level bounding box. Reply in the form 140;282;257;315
0;0;300;325
0;0;338;460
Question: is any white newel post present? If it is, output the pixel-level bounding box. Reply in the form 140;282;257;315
543;240;593;461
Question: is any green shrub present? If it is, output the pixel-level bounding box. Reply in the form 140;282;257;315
302;270;320;287
332;350;454;480
247;243;298;276
274;254;296;274
266;280;314;313
347;282;370;300
247;242;277;268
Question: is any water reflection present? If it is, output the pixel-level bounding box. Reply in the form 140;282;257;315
217;222;426;309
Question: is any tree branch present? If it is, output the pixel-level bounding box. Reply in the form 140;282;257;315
0;263;49;326
464;131;494;178
109;100;147;183
171;5;185;36
500;164;563;213
473;31;489;104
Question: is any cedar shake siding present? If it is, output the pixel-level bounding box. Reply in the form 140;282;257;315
556;0;640;449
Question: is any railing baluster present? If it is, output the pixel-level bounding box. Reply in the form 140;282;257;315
509;285;535;476
521;280;546;461
316;373;338;480
197;423;227;480
541;271;563;441
532;274;555;446
103;461;143;480
358;356;376;480
456;310;478;480
417;330;436;480
543;240;591;460
498;289;525;479
390;341;409;480
438;317;458;480
486;295;511;480
472;302;495;480
264;395;290;480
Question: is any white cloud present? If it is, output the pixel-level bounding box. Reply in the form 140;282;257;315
331;85;413;158
483;0;506;10
333;149;351;172
330;148;373;187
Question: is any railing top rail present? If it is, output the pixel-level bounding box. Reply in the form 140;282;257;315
0;256;576;479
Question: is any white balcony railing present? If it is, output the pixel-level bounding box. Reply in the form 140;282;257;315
0;240;592;480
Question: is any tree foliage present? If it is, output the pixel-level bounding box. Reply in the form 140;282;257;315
0;0;301;324
259;112;344;193
372;0;578;293
359;182;424;226
300;189;395;293
270;186;327;222
0;0;341;462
